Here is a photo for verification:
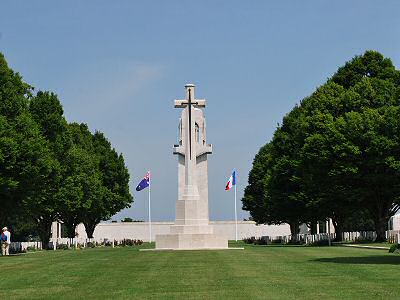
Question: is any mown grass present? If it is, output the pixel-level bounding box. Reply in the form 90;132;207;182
0;242;399;299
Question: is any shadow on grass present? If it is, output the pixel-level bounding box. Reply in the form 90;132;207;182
313;255;400;265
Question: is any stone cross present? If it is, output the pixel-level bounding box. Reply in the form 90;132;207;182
155;83;228;249
174;84;205;186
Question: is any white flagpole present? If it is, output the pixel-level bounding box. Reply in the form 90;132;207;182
234;172;238;242
148;173;152;244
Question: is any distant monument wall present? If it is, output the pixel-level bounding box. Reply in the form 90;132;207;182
50;214;400;243
70;221;291;242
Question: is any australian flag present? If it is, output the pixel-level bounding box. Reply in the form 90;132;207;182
136;171;150;191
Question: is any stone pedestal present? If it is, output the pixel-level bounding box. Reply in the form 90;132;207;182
156;232;227;250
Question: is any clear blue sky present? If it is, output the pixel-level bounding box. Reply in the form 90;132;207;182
1;1;399;221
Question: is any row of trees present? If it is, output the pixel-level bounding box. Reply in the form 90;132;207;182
243;51;400;241
0;53;133;246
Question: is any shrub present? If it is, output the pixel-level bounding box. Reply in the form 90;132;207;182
57;244;69;250
121;217;133;222
243;237;256;244
270;238;283;244
124;239;134;246
118;239;144;246
353;237;374;244
87;242;96;248
389;244;400;253
9;247;25;254
307;239;330;247
287;240;304;245
254;238;268;245
242;237;269;245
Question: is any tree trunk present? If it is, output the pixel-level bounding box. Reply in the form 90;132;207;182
83;219;99;239
63;216;79;239
36;217;53;249
332;218;344;242
309;221;317;235
289;221;300;243
368;197;390;242
373;217;387;242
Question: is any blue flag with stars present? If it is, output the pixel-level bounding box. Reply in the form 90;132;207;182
136;171;150;191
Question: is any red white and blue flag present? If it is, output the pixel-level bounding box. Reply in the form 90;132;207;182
136;171;151;191
225;170;236;191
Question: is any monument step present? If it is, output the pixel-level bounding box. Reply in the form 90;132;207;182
155;233;228;250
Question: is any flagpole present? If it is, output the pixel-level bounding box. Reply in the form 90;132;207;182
234;174;238;242
148;173;152;244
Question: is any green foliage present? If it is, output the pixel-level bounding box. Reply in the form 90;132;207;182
86;242;96;248
56;244;70;250
243;50;400;241
118;239;144;246
121;217;133;222
0;52;133;244
388;244;400;253
242;237;269;245
306;239;330;247
0;54;55;237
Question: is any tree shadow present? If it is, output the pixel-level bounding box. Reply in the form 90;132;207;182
313;255;400;265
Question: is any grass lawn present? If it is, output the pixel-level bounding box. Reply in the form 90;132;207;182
0;242;399;300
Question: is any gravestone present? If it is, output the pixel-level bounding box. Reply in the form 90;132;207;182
155;84;228;249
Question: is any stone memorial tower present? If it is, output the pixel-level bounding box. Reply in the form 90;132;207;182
155;84;228;250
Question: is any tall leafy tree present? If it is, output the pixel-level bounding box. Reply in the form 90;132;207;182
58;124;133;240
27;91;70;246
243;108;308;237
244;51;400;241
0;53;53;235
83;132;132;239
0;53;133;245
302;52;400;241
57;123;96;239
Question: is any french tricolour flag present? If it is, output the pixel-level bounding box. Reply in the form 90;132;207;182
225;170;236;191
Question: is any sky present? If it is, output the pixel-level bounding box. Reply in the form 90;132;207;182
1;1;399;221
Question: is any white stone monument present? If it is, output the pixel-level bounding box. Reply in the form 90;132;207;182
155;84;228;250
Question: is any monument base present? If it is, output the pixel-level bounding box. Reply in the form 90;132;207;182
155;233;228;250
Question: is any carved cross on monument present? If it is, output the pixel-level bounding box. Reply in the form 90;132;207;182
174;84;205;186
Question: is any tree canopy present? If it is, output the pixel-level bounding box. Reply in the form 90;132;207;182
0;53;133;245
243;51;400;241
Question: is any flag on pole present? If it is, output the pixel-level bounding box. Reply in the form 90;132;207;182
225;170;236;191
136;171;150;191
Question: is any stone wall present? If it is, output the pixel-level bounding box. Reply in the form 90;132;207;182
70;221;291;242
50;214;400;243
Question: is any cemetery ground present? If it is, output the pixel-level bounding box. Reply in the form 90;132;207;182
0;242;399;300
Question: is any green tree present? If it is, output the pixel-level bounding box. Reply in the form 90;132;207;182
0;54;53;238
243;112;308;238
82;131;132;239
27;91;70;246
301;52;400;241
244;51;400;241
0;53;133;246
58;124;133;240
57;123;96;239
